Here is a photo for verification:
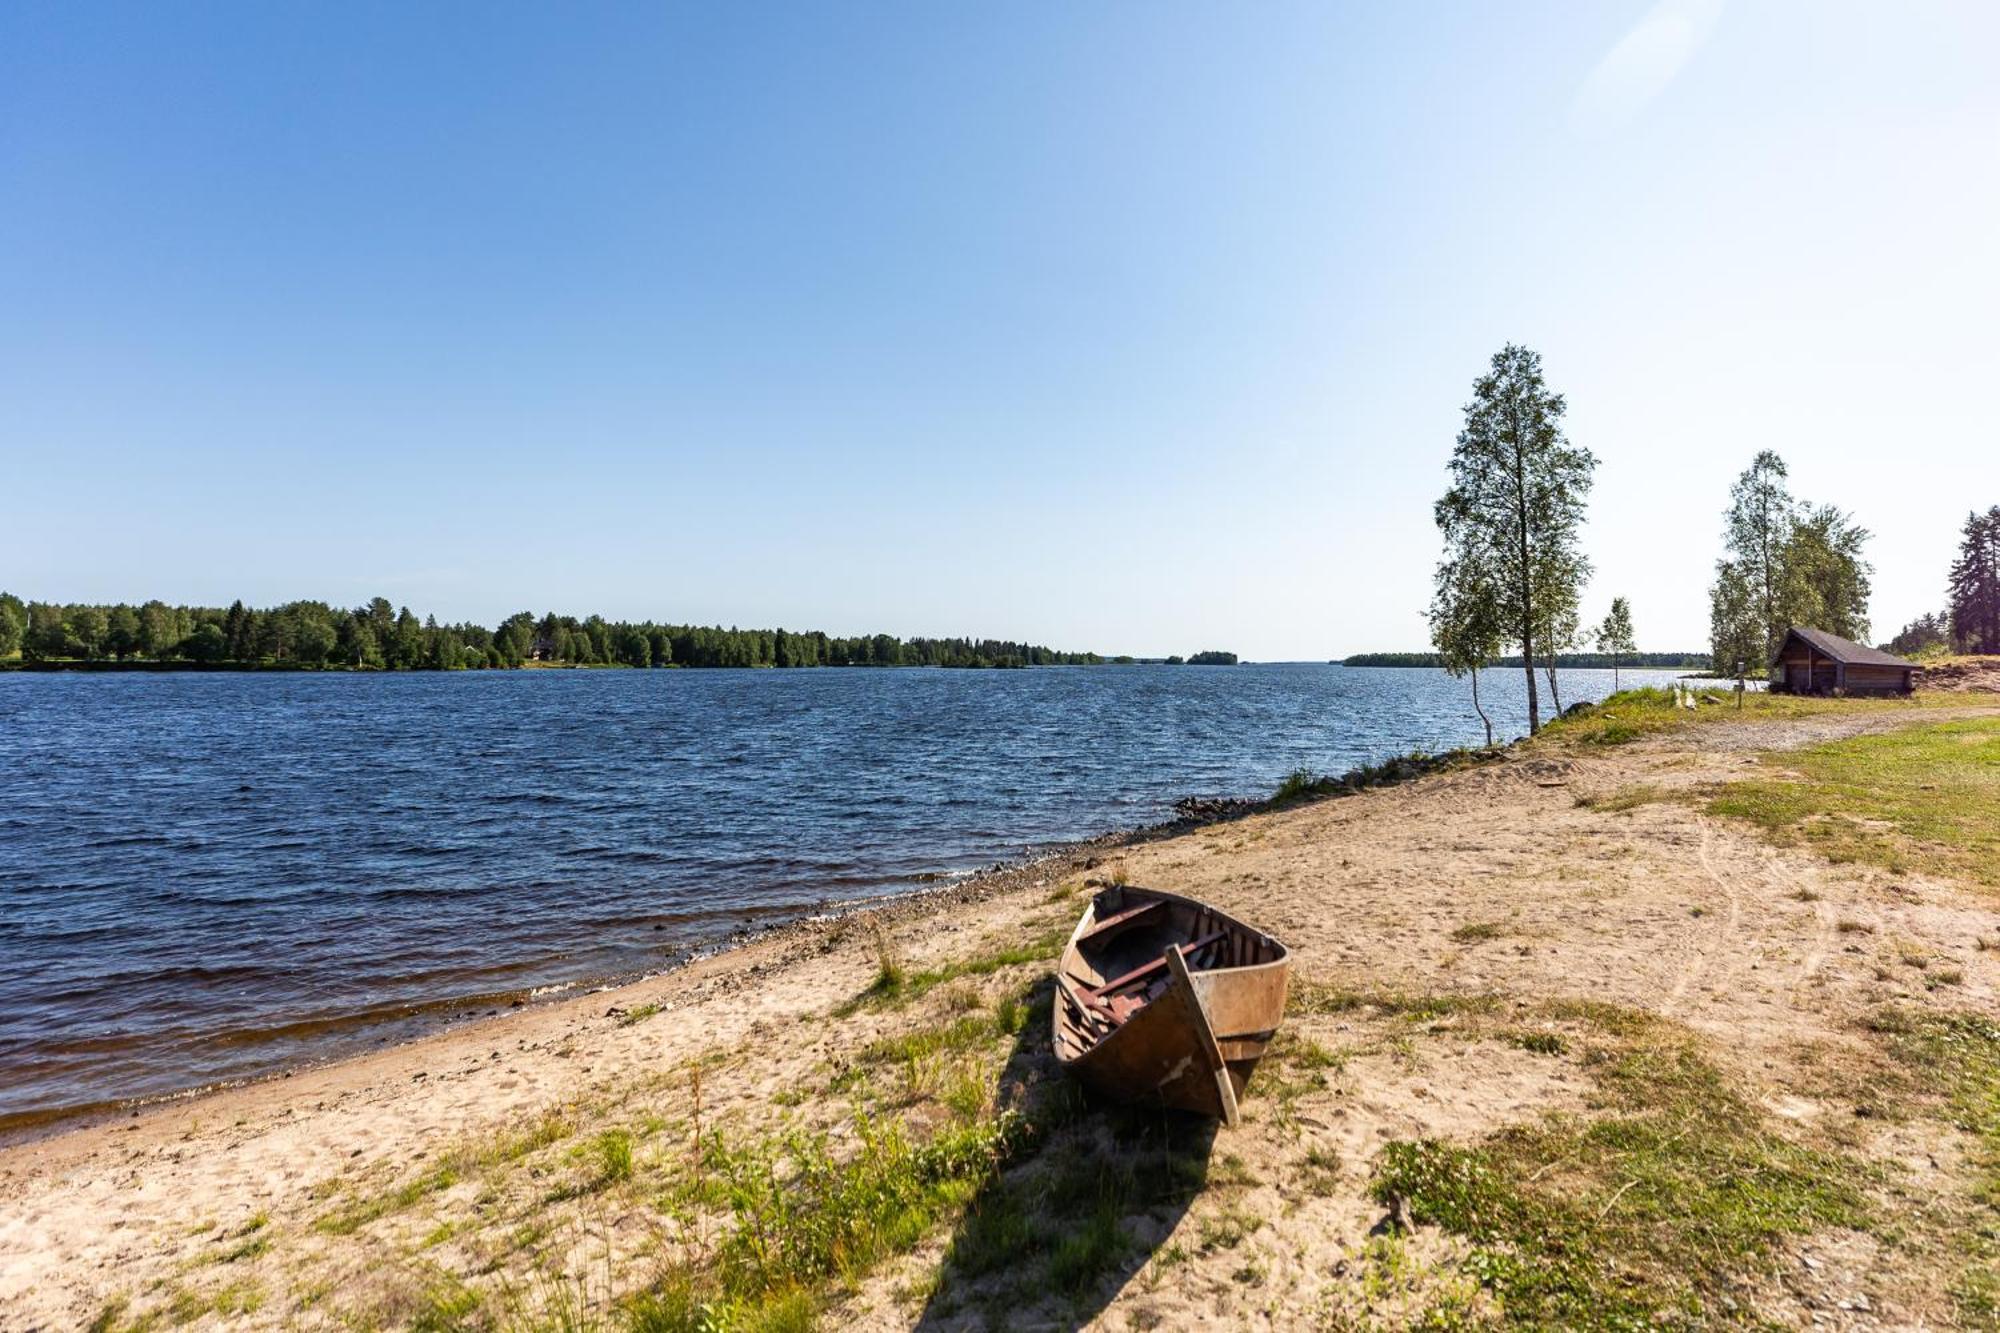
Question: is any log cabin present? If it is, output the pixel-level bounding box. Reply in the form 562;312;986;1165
1770;626;1919;696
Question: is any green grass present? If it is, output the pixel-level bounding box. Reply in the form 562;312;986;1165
1370;1013;1867;1326
595;1128;635;1184
1540;685;1953;747
1866;1008;2000;1321
314;1113;570;1235
1707;716;2000;885
1271;748;1494;806
1449;920;1507;944
1287;982;1497;1023
834;928;1068;1014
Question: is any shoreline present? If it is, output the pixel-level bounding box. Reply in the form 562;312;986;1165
0;733;1523;1149
7;696;2000;1327
0;818;1169;1151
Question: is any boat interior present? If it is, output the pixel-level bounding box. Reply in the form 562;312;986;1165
1056;888;1281;1053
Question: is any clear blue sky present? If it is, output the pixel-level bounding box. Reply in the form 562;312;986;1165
4;2;1995;659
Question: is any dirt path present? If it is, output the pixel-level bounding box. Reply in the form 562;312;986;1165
5;703;1999;1330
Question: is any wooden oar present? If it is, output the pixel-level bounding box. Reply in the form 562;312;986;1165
1166;943;1238;1128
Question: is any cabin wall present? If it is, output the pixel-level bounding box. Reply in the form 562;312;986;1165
1774;644;1838;694
1772;639;1913;695
1843;664;1914;696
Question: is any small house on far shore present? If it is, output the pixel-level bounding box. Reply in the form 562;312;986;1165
1771;627;1919;696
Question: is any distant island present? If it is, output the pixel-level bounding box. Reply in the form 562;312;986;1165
1182;651;1239;666
1339;651;1707;669
0;592;1100;671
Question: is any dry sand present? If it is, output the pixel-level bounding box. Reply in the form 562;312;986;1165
5;701;1999;1329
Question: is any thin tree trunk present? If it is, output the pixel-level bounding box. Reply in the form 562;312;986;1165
1471;665;1492;748
1613;658;1620;691
1545;658;1562;715
1510;413;1540;734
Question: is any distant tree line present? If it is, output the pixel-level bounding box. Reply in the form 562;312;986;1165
1343;650;1704;669
1183;651;1239;666
1887;506;2000;657
0;593;1101;671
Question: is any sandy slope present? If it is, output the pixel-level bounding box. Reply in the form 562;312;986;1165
4;703;1999;1330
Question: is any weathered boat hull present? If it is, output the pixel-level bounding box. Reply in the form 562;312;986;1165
1053;885;1290;1125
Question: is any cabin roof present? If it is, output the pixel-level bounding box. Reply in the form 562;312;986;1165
1772;626;1919;670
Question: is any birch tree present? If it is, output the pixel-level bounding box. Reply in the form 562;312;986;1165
1434;344;1596;735
1430;551;1505;748
1596;597;1636;690
1709;562;1761;706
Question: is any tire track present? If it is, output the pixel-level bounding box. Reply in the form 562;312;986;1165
1668;813;1743;1015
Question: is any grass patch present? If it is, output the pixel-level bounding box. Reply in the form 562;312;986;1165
1272;748;1493;806
314;1113;570;1235
1540;685;1950;748
1866;1009;2000;1320
1707;717;2000;885
1288;983;1497;1024
1370;1012;1867;1325
835;929;1068;1014
618;1002;662;1027
595;1128;635;1184
1450;921;1508;945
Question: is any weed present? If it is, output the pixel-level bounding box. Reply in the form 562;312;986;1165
1196;1205;1263;1252
1508;1031;1566;1056
596;1128;635;1184
1370;1019;1865;1325
1300;1145;1342;1194
1450;921;1506;945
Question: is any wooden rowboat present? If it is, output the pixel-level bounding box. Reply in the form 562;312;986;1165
1053;884;1290;1126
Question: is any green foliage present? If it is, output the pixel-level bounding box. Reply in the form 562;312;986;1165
1887;611;1954;658
1432;343;1597;735
700;1112;1025;1304
0;591;27;658
1594;596;1636;687
1948;505;2000;653
1185;650;1238;665
1709;451;1874;675
1271;747;1490;805
0;594;1101;671
595;1129;635;1184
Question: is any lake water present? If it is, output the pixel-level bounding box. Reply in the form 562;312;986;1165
0;662;1684;1133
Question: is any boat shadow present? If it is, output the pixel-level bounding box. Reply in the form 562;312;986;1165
914;975;1221;1330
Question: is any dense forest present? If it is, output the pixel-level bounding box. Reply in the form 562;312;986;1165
0;593;1100;671
1342;651;1705;669
1887;506;2000;657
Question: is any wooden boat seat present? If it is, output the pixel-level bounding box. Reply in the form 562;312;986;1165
1074;897;1168;944
1072;928;1229;1026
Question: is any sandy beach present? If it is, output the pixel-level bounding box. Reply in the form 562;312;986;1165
6;694;2000;1330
